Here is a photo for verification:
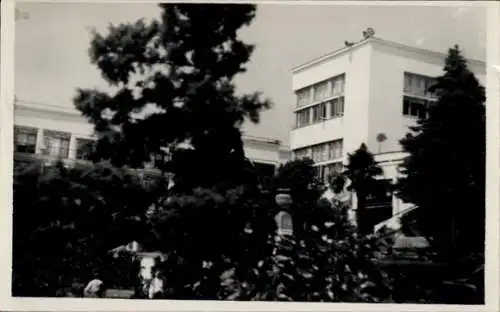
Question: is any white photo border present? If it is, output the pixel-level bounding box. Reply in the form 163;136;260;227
1;1;498;311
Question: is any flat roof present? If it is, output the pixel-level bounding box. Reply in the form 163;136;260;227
292;36;485;74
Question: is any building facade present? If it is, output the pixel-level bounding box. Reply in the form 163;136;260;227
290;36;486;227
13;99;290;179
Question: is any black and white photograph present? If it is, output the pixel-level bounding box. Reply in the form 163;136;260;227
3;0;499;309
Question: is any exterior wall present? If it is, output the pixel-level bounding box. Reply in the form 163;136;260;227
244;138;288;166
14;102;94;159
367;41;486;154
14;101;289;167
278;148;292;164
366;42;486;216
290;37;486;223
290;44;372;157
341;44;372;158
292;38;486;158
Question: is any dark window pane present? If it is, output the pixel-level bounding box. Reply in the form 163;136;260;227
14;129;37;154
403;98;410;115
76;139;94;160
253;162;276;178
418;105;427;119
410;100;419;116
16;144;36;154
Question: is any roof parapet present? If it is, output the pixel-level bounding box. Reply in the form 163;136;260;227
292;36;485;74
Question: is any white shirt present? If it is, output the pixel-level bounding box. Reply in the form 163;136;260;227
148;277;164;298
84;279;103;296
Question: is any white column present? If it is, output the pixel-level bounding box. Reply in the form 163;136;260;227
348;192;358;226
35;129;44;154
68;135;77;159
309;87;314;104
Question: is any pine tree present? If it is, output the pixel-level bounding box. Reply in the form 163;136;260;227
71;5;276;298
73;4;270;192
398;45;486;260
343;143;384;235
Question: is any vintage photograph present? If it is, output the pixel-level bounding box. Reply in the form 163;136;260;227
11;1;488;305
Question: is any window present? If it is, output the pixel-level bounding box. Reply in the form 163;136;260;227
313;81;330;102
14;126;37;154
330;97;345;117
312;145;325;163
253;162;276;178
320;162;343;184
425;78;437;98
301;140;343;183
294;73;346;128
76;138;94;160
331;74;345;96
404;72;436;98
312;103;327;123
296;108;311;128
328;140;343;160
42;130;71;158
294;148;309;160
330;162;344;174
305;140;344;165
403;73;437;119
321;144;328;161
296;88;311;107
403;96;428;119
316;165;325;182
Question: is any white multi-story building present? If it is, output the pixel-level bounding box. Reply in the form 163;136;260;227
290;34;485;225
13;99;290;178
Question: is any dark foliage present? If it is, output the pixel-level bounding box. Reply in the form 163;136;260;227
12;160;155;296
398;45;486;260
339;143;384;235
219;201;390;302
148;186;276;300
395;45;486;303
214;159;390;302
271;158;326;238
73;3;271;192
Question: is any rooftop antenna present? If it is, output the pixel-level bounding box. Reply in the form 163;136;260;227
363;27;375;39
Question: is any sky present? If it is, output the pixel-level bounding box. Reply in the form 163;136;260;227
15;2;487;146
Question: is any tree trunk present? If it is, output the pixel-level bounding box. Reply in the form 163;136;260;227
356;192;366;235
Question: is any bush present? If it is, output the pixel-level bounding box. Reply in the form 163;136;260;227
219;200;391;302
12;160;155;297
